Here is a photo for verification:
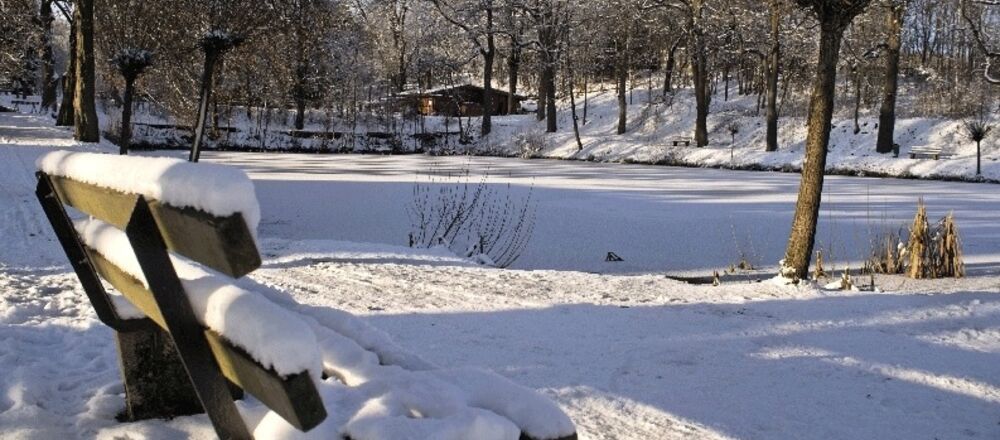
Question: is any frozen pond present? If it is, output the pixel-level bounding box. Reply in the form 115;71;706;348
206;152;1000;275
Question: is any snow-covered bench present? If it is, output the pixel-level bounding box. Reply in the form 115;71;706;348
35;151;577;440
909;145;952;160
669;136;693;147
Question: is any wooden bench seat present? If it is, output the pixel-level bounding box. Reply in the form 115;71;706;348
36;152;578;440
669;136;693;147
909;145;952;160
36;171;325;438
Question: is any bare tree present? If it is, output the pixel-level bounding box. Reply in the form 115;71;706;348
875;0;908;154
38;0;58;112
430;0;505;136
962;0;1000;85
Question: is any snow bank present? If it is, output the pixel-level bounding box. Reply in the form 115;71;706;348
37;151;261;232
74;218;319;377
73;218;574;439
252;317;575;440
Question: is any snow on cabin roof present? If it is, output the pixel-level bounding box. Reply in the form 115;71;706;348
37;151;261;233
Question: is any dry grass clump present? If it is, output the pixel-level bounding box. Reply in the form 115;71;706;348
866;200;964;279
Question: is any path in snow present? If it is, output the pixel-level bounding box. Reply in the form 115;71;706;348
209;151;1000;275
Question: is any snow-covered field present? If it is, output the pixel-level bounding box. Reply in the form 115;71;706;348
2;112;1000;439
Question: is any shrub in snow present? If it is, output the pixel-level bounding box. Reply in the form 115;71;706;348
408;165;536;268
865;228;906;275
513;131;548;159
931;212;965;278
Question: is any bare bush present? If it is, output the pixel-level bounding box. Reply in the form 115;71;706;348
865;228;906;275
408;164;536;268
512;131;548;159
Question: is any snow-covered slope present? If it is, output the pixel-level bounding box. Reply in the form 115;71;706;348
480;87;999;182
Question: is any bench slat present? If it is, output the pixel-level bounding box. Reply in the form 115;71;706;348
86;248;327;431
46;174;261;278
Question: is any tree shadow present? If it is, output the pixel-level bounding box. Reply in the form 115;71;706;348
366;292;1000;439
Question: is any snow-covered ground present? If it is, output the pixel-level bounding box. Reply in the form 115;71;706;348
2;112;1000;439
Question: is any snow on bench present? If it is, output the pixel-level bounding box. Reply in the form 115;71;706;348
669;136;693;147
35;151;577;440
908;145;953;160
38;150;261;232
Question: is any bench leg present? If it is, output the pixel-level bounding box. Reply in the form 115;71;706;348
116;326;203;421
125;199;251;439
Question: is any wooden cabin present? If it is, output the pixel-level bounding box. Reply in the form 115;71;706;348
398;85;525;117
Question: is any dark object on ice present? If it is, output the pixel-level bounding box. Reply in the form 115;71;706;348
0;105;13;112
605;252;624;262
892;143;900;158
35;172;325;438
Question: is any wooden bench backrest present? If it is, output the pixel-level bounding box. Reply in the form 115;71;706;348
37;172;326;432
44;174;261;278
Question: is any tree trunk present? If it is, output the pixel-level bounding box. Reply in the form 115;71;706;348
765;1;782;152
723;65;730;101
852;68;862;134
616;46;628;135
545;62;557;133
663;38;680;95
977;140;982;176
481;44;494;136
39;0;57;112
507;45;520;114
73;0;99;141
568;51;582;150
536;69;547;122
876;3;904;154
119;77;135;155
692;41;710;147
782;22;849;280
190;50;219;163
55;12;76;126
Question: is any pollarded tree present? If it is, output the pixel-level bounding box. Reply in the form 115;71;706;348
781;0;873;280
97;0;162;153
109;49;152;154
